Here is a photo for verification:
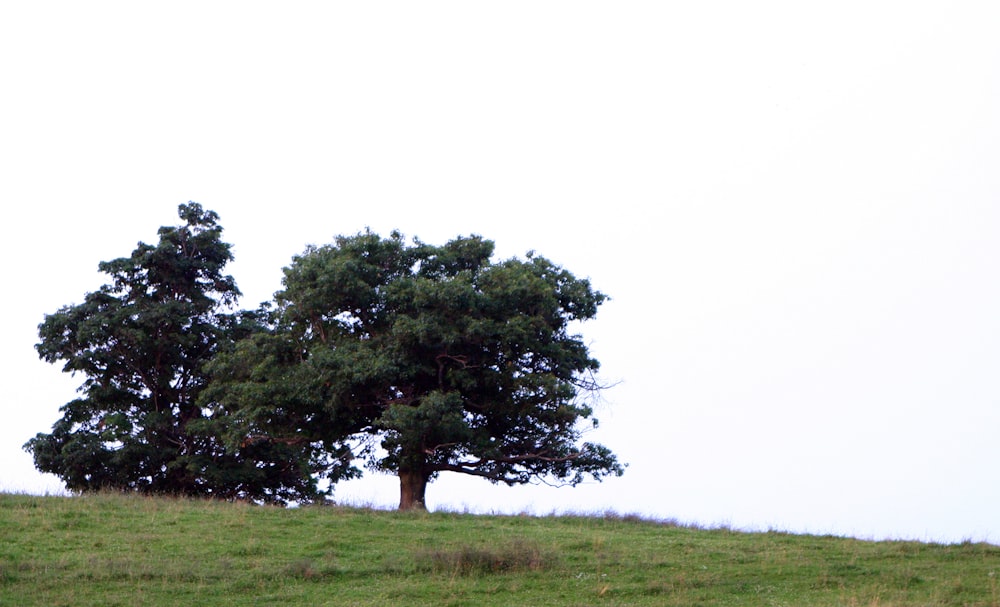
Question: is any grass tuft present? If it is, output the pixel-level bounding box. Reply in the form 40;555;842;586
415;538;554;575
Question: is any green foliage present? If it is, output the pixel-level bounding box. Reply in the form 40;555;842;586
24;204;320;503
205;229;623;509
2;493;998;606
27;214;619;507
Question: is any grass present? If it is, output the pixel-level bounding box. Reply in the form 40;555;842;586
1;492;998;606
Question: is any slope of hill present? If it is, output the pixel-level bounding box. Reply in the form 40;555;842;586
1;493;997;606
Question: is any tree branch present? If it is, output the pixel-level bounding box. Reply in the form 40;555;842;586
428;450;584;482
422;442;459;456
240;434;312;448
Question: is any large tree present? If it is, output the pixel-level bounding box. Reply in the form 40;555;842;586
25;203;329;504
205;230;623;510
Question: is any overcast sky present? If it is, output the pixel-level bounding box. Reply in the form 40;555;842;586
2;2;998;544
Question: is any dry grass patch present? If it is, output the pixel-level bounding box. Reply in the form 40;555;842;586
414;538;554;575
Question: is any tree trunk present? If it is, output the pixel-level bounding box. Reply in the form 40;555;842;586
398;467;429;511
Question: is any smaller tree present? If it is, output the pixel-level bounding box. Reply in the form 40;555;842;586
206;230;624;509
25;203;329;503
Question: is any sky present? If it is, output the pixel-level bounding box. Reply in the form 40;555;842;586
2;2;998;544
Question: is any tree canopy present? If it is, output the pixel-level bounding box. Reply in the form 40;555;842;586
204;230;623;509
28;208;622;508
25;204;325;504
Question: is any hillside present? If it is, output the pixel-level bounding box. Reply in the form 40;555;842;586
1;493;997;606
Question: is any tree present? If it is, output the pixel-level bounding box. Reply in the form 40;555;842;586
205;230;624;510
25;203;327;504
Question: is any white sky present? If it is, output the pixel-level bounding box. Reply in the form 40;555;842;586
2;2;998;543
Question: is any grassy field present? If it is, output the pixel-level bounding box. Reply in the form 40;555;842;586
1;492;998;606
